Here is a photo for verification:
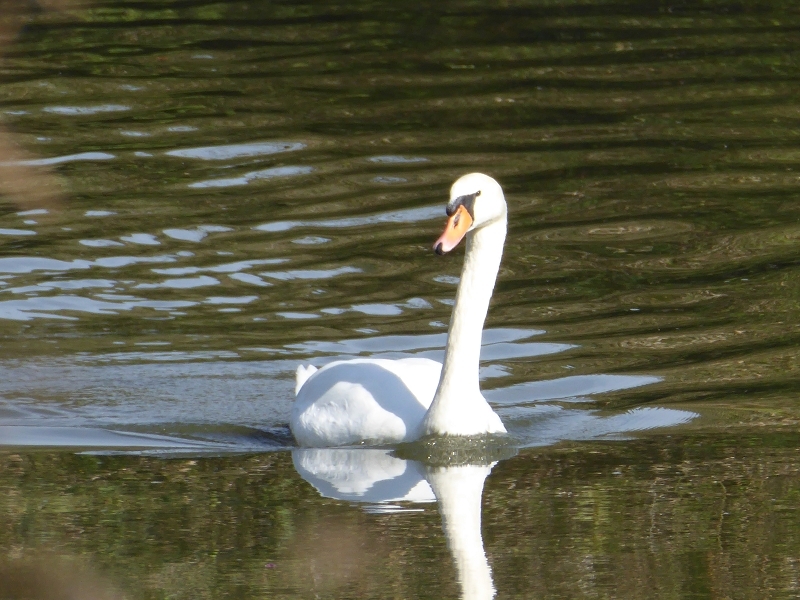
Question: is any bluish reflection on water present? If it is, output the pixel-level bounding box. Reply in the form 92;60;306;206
253;205;442;232
5;151;116;166
190;165;314;189
0;323;694;451
0;425;218;450
165;141;304;160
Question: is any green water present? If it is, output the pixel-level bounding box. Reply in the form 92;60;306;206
1;0;800;597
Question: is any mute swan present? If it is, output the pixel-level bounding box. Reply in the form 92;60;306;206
291;173;508;447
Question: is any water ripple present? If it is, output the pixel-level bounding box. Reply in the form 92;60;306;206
136;275;220;290
189;165;313;188
152;258;285;276
0;295;195;321
261;266;361;281
255;205;440;233
42;104;130;115
166;141;304;160
368;155;428;164
2;152;116;166
486;374;663;405
0;228;36;236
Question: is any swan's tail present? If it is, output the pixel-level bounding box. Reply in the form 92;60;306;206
295;364;318;395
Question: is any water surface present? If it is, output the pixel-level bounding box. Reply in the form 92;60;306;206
1;1;800;597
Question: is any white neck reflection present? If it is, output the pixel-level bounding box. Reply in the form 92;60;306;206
293;448;496;600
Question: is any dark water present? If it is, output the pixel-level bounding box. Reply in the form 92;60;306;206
1;1;800;597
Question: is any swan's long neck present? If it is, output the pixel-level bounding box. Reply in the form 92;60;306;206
424;217;506;430
426;464;496;600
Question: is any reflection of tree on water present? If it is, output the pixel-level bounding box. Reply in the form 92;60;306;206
294;446;507;600
0;555;123;600
0;0;85;212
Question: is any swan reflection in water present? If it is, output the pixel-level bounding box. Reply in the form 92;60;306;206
293;447;503;600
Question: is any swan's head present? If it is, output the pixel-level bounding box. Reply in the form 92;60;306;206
433;173;506;255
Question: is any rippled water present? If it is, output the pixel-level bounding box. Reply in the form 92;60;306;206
1;1;800;598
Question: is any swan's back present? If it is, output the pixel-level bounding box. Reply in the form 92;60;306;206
291;358;442;447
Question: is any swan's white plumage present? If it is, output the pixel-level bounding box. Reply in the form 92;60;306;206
295;364;317;395
291;173;509;447
292;357;442;446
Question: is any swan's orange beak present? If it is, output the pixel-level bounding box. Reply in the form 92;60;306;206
433;204;473;255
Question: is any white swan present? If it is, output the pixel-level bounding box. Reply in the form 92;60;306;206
291;173;508;447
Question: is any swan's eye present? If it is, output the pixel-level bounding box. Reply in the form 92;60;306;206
453;213;460;226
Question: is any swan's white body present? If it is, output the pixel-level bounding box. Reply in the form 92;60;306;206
291;173;508;447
